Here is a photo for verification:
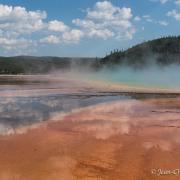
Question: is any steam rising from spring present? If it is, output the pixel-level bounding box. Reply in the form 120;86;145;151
68;64;180;90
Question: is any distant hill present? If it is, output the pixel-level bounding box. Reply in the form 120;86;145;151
0;56;99;74
100;36;180;68
0;36;180;74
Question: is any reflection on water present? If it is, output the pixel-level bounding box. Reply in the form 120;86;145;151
0;75;132;134
1;76;180;149
1;76;180;179
0;93;129;134
1;75;180;135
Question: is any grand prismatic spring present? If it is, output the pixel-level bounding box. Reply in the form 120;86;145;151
0;0;180;179
0;74;180;180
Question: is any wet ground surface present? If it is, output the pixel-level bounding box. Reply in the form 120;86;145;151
0;98;180;179
0;94;129;134
1;75;180;135
1;75;180;179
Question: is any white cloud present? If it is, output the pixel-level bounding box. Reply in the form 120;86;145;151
142;14;168;26
134;16;141;21
146;18;153;22
40;29;84;45
72;19;114;39
160;0;169;4
0;4;46;34
40;35;60;44
87;1;132;20
0;4;46;51
73;1;135;40
167;9;180;20
0;2;136;54
158;20;169;26
72;19;97;29
142;15;154;23
48;20;69;32
175;0;180;6
31;16;83;45
62;29;84;43
149;0;170;4
88;29;114;39
0;37;32;50
143;15;151;18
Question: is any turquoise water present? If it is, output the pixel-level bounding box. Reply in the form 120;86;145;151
86;66;180;89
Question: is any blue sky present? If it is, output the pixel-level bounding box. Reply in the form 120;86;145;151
0;0;179;57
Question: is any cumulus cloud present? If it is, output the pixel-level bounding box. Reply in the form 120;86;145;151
72;1;135;40
0;1;136;53
88;29;114;39
0;1;173;54
40;29;84;45
0;37;33;51
48;20;69;32
0;4;46;34
40;35;60;44
62;29;84;43
0;4;72;50
167;9;180;20
175;0;180;6
72;18;115;39
87;1;132;20
0;4;46;51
